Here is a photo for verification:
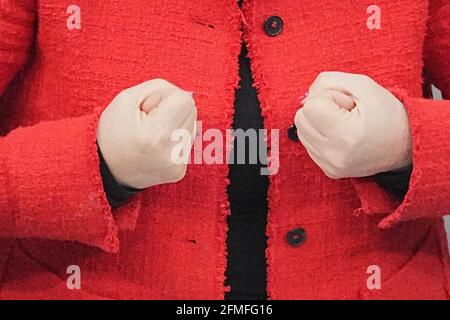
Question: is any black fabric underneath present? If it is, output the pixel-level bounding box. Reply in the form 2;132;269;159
224;44;269;300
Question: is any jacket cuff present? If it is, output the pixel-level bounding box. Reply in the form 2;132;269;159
352;88;450;228
0;111;119;253
96;143;143;231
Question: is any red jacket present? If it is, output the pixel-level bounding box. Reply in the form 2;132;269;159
0;0;450;299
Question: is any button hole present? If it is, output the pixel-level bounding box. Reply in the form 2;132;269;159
192;21;215;29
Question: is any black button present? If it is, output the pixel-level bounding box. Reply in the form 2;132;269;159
264;16;283;36
286;227;306;247
288;124;299;141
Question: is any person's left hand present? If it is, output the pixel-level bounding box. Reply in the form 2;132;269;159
294;71;412;179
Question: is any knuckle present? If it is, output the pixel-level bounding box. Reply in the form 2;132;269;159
324;170;343;180
116;89;132;101
301;99;319;119
152;78;170;87
184;96;195;109
168;165;187;182
189;106;198;123
315;72;330;84
357;73;375;87
294;108;303;126
190;96;197;108
360;74;373;82
148;78;178;91
322;165;344;179
192;105;198;117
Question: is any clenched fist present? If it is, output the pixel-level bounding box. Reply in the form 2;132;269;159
97;79;197;189
294;72;412;179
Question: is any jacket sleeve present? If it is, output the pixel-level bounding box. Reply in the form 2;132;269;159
0;1;140;252
352;0;450;228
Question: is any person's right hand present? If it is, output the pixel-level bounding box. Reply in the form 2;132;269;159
97;79;197;189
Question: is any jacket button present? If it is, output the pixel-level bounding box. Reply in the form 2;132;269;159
264;16;283;36
286;227;306;247
288;125;299;141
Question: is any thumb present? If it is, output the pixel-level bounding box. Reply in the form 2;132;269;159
302;89;356;111
326;90;356;111
140;91;162;114
299;91;351;136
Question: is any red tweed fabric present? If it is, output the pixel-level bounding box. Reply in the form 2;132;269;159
0;0;449;299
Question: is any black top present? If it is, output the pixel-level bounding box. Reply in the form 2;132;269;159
224;44;269;300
